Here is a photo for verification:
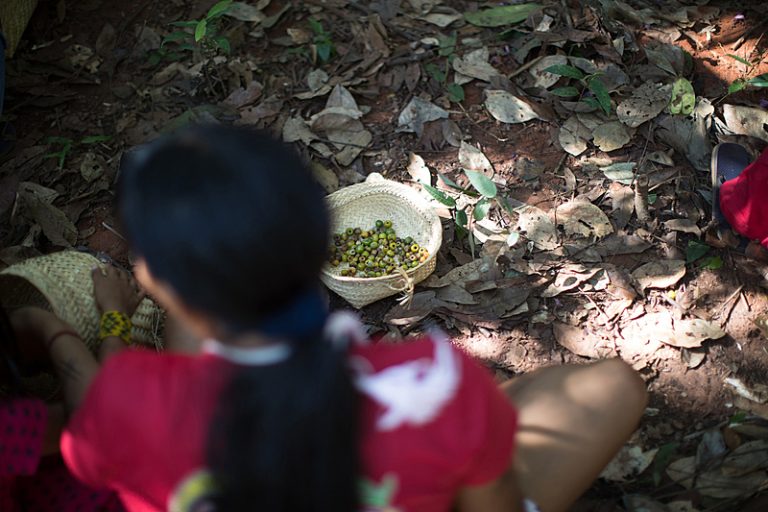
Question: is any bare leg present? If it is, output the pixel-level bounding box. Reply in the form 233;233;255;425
502;359;647;512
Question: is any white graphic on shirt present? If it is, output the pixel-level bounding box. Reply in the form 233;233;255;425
351;335;461;431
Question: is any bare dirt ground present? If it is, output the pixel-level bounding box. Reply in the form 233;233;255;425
3;0;768;510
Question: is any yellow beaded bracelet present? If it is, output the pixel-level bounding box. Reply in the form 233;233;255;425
99;311;132;345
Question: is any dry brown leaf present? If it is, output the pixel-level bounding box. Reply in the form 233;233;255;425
661;318;726;348
616;81;671;128
541;265;601;298
384;291;441;326
601;445;659;482
559;116;591;156
484;90;540;124
665;218;701;236
552;322;614;358
722;440;768;476
310;162;338;194
597;234;651;256
631;260;685;291
555;199;614;239
452;47;501;83
435;284;477;305
17;183;77;247
397;97;448;136
722;104;768;143
407;153;431;185
528;54;568;89
608;183;634;231
458;141;492;173
517;206;558;251
592;121;631;152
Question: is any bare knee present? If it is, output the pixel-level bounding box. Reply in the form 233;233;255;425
591;358;648;415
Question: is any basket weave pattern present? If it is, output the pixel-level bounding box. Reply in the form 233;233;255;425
0;0;39;57
321;174;442;308
0;251;163;348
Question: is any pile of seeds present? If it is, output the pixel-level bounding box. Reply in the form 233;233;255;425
328;220;429;278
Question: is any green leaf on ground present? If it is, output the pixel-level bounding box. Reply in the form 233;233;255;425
748;74;768;88
456;208;468;228
669;77;695;115
543;64;584;80
423;184;456;207
702;255;723;270
161;31;190;47
81;135;111;144
465;170;498;198
213;36;231;54
194;19;208;42
438;33;457;57
686;240;710;263
464;3;542;27
551;86;581;97
425;63;446;84
473;198;492;221
170;21;199;28
726;54;752;67
447;83;465;103
206;0;233;19
587;77;611;115
652;442;679;487
728;80;747;94
438;173;463;191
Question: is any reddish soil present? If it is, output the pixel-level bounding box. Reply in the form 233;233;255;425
4;0;768;509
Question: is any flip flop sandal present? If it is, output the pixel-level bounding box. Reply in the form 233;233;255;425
708;143;768;261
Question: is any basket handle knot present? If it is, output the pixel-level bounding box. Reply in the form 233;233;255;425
387;267;415;308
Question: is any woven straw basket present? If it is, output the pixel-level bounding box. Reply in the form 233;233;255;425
0;251;164;349
0;0;39;57
321;173;442;308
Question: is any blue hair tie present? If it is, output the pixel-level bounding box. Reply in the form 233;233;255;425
257;288;328;340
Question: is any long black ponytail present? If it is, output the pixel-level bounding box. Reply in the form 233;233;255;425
118;125;359;511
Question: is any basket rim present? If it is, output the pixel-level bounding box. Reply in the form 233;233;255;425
320;253;435;282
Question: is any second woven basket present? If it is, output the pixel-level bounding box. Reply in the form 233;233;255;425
321;173;442;308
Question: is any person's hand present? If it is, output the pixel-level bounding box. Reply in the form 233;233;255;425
92;265;146;317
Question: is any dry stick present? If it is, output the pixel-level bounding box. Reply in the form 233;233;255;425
456;103;509;143
560;0;574;29
718;284;744;327
732;19;768;52
578;289;610;324
508;55;544;79
101;222;126;241
634;174;651;224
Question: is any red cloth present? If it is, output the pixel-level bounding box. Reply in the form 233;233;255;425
720;147;768;248
0;398;122;512
61;340;518;512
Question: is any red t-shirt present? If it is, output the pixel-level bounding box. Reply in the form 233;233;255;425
61;337;518;512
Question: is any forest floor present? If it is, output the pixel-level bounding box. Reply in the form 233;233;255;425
3;0;768;510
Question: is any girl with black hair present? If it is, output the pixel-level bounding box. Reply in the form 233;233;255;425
54;125;646;512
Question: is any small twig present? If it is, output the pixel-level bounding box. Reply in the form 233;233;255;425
456;103;509;142
579;289;610;323
634;175;650;224
101;222;127;241
508;55;544;79
741;289;751;311
718;284;744;327
560;0;573;29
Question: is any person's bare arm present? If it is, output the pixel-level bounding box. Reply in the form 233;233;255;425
10;308;99;413
455;467;525;512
